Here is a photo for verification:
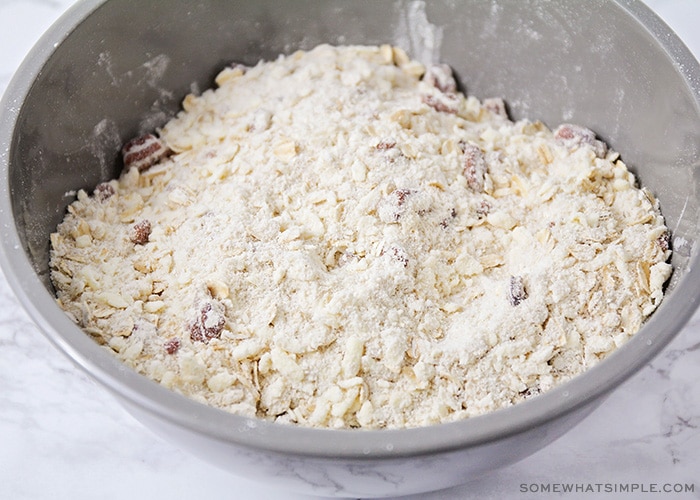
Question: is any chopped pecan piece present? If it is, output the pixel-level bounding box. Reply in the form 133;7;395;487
378;188;415;223
519;385;541;399
164;338;181;355
440;207;458;228
475;200;491;218
130;220;152;245
189;301;226;343
554;124;607;158
422;93;460;114
383;244;409;268
483;97;509;119
376;139;397;150
393;188;412;206
423;64;457;93
122;133;172;172
508;275;528;306
461;142;487;191
94;182;115;202
657;231;671;252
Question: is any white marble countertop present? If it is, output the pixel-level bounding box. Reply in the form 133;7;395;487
1;1;699;499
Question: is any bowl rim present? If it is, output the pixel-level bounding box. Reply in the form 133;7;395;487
1;0;700;460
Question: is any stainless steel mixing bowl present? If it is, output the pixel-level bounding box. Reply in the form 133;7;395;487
1;0;699;497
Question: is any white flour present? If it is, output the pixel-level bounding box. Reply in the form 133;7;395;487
50;45;671;429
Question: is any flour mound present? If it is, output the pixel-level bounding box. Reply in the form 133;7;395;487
50;45;671;429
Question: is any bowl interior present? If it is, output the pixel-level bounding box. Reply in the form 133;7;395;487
2;0;700;456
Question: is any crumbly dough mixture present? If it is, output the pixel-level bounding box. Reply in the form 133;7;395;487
50;45;672;429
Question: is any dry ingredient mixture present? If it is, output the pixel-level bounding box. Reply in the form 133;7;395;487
50;45;672;429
